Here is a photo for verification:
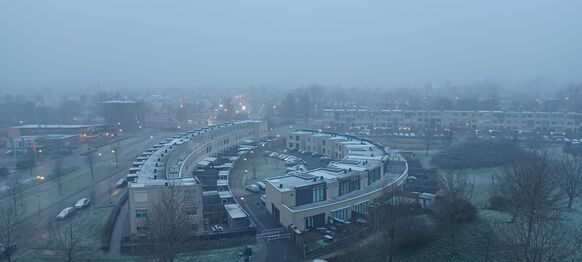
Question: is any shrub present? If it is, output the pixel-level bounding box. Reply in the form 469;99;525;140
15;159;34;170
431;139;534;169
396;217;437;249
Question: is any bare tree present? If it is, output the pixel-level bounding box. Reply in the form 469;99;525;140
424;128;434;156
494;152;567;261
473;219;498;262
85;149;96;182
370;196;416;262
0;202;20;262
143;183;196;262
41;217;94;262
500;217;574;262
52;157;65;196
557;154;582;209
435;168;475;257
494;152;563;223
6;177;24;213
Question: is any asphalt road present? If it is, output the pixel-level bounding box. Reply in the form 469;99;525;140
230;144;311;262
10;131;173;258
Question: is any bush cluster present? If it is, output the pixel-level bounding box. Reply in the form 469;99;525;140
431;139;534;169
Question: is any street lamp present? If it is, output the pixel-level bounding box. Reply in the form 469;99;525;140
36;176;45;212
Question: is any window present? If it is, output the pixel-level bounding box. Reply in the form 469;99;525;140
134;191;148;202
289;142;293;148
368;167;381;185
312;184;326;202
136;209;148;219
339;176;360;196
353;201;369;214
331;207;350;221
305;217;313;229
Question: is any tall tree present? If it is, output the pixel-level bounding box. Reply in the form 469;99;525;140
6;177;24;213
52;157;64;196
494;152;567;261
281;93;296;120
143;184;196;262
557;154;582;209
436;169;475;256
0;202;20;262
41;217;93;262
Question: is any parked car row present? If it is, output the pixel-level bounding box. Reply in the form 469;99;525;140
56;197;91;221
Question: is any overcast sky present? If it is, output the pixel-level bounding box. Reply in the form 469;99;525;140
1;1;581;90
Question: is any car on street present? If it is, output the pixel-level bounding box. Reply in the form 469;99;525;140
256;182;266;190
74;198;91;209
116;178;127;188
56;207;75;221
246;184;260;193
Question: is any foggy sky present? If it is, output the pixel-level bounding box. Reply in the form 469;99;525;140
1;0;581;90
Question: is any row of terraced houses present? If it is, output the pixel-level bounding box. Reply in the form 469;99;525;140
127;120;268;238
323;109;582;132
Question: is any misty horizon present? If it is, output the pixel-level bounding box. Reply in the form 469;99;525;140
1;0;582;90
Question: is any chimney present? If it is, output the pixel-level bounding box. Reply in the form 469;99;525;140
154;169;157;173
279;184;283;188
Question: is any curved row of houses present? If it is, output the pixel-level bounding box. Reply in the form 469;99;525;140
265;130;408;231
127;121;268;239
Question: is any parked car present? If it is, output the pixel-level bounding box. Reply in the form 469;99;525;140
74;198;91;209
260;194;266;204
246;184;260;193
263;150;272;156
115;178;127;188
311;152;322;157
323;235;334;242
211;224;224;233
256;182;266;190
56;207;75;220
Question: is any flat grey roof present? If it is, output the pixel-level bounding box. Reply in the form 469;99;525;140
224;204;247;219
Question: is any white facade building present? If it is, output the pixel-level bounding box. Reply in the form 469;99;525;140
323;109;582;132
265;131;408;231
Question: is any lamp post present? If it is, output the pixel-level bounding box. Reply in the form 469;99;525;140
36;175;45;213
